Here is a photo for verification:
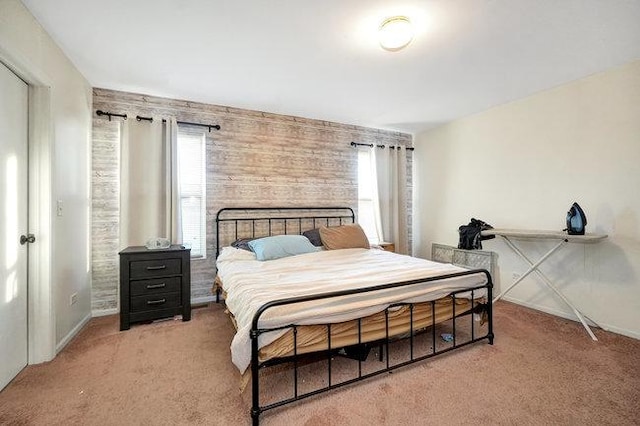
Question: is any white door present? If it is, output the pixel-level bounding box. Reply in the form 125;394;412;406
0;61;29;390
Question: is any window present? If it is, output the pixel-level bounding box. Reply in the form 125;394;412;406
357;149;380;244
177;128;206;258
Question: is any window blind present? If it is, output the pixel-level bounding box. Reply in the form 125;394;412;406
177;129;206;257
357;149;379;244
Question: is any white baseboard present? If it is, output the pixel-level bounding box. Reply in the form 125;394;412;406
91;307;118;317
91;296;217;318
63;297;213;352
601;324;640;340
56;312;91;354
502;296;640;340
191;295;216;306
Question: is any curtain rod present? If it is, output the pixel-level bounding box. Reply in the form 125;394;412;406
350;141;414;151
95;109;221;132
96;110;127;121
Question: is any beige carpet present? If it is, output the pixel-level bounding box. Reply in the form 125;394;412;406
0;301;638;426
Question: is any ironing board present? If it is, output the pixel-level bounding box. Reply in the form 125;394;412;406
481;228;607;341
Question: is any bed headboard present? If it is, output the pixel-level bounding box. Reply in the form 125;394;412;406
215;207;355;257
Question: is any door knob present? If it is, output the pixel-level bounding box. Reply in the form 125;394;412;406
19;234;35;245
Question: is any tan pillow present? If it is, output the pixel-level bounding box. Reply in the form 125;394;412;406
319;224;370;250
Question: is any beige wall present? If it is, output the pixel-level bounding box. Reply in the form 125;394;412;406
414;60;640;338
92;88;413;314
0;0;93;352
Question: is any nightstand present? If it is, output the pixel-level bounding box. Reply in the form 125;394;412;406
119;245;191;331
379;242;395;253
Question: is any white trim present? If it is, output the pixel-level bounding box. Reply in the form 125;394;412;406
0;38;53;88
92;295;217;317
27;86;55;363
55;313;91;354
192;295;217;305
502;296;640;340
91;307;119;317
0;45;56;364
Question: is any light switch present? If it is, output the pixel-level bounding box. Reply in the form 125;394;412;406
57;200;63;216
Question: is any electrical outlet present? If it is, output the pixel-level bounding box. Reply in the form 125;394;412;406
70;292;78;305
57;200;64;217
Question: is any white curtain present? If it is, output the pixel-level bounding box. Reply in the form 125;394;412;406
165;118;182;244
374;146;408;254
119;116;181;248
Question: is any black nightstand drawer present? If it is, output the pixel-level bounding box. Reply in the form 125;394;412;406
130;292;181;313
130;258;181;279
130;277;181;296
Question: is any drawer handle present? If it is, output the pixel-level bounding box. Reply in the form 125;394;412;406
146;265;167;271
147;298;166;305
146;283;166;289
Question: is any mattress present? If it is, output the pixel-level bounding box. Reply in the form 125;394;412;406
216;247;488;373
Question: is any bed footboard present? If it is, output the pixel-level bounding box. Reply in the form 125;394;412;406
249;269;493;425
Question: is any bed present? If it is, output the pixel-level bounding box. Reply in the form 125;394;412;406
214;207;494;425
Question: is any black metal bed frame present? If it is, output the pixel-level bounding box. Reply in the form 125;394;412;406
214;207;494;426
215;206;356;257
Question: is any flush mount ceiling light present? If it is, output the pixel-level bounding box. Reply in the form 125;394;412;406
379;16;413;51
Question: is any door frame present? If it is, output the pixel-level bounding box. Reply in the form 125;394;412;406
0;46;56;363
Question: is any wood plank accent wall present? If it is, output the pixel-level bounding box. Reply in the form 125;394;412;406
91;88;413;313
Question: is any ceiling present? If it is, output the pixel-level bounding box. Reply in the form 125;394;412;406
22;0;640;133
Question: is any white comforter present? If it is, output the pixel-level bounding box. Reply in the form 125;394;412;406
216;247;488;373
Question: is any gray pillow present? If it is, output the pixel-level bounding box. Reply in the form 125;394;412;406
302;228;323;247
231;237;260;251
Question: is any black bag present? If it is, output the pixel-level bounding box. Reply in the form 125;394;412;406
565;202;587;235
458;218;495;250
